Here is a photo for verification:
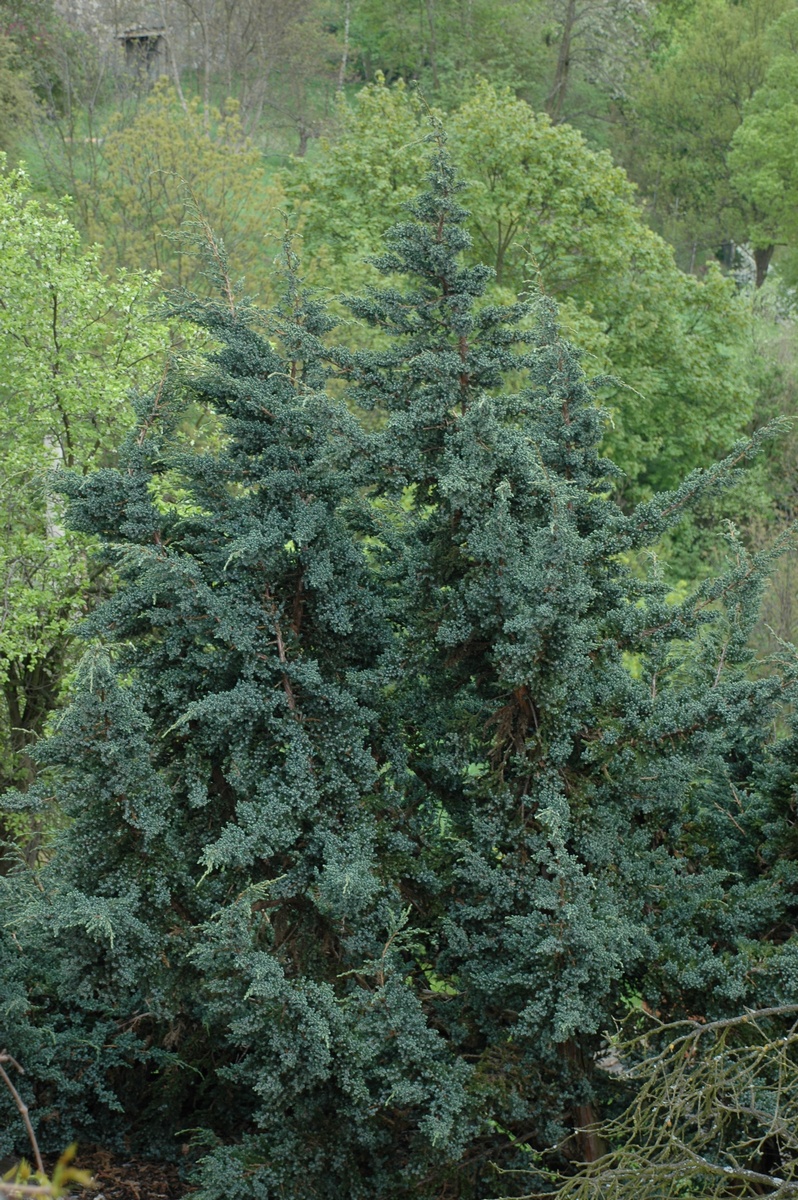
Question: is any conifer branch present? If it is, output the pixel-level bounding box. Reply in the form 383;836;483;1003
264;587;297;711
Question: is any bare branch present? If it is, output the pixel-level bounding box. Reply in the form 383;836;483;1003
0;1053;44;1175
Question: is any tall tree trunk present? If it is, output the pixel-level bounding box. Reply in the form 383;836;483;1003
561;1038;608;1164
546;0;576;123
203;40;211;129
425;0;440;90
754;244;774;288
337;0;351;92
158;0;188;112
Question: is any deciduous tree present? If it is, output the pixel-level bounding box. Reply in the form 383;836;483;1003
287;78;754;495
0;161;171;804
729;11;798;286
614;0;789;275
80;81;283;297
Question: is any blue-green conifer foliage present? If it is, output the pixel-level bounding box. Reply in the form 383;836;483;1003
2;140;797;1200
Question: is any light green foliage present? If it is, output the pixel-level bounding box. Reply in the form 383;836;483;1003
80;81;284;297
446;83;754;494
347;0;645;135
447;79;642;291
287;78;753;493
729;12;798;259
349;0;551;101
287;78;430;291
0;34;34;152
0;160;172;790
3;1144;94;1198
616;0;790;270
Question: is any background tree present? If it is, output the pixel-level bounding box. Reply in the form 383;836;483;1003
161;0;339;141
348;0;548;98
346;0;648;133
541;0;648;127
0;0;61;99
614;0;790;276
254;9;340;154
728;11;798;286
77;81;283;296
2;0;131;206
286;78;755;501
0;160;172;807
0;34;35;152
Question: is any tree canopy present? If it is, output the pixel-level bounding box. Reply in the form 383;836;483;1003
286;78;753;494
1;2;798;1194
0;160;173;795
729;11;798;271
72;82;284;297
2;141;796;1200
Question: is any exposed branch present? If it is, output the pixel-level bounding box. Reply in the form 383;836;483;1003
0;1053;44;1174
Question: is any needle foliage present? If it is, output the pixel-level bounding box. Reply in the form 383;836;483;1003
3;136;797;1200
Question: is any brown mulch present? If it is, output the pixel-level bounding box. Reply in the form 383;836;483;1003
62;1148;196;1200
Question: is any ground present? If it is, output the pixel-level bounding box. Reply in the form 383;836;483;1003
57;1148;194;1200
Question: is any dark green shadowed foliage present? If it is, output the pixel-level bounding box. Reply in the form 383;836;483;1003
323;132;798;1191
3;246;474;1177
2;144;797;1199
